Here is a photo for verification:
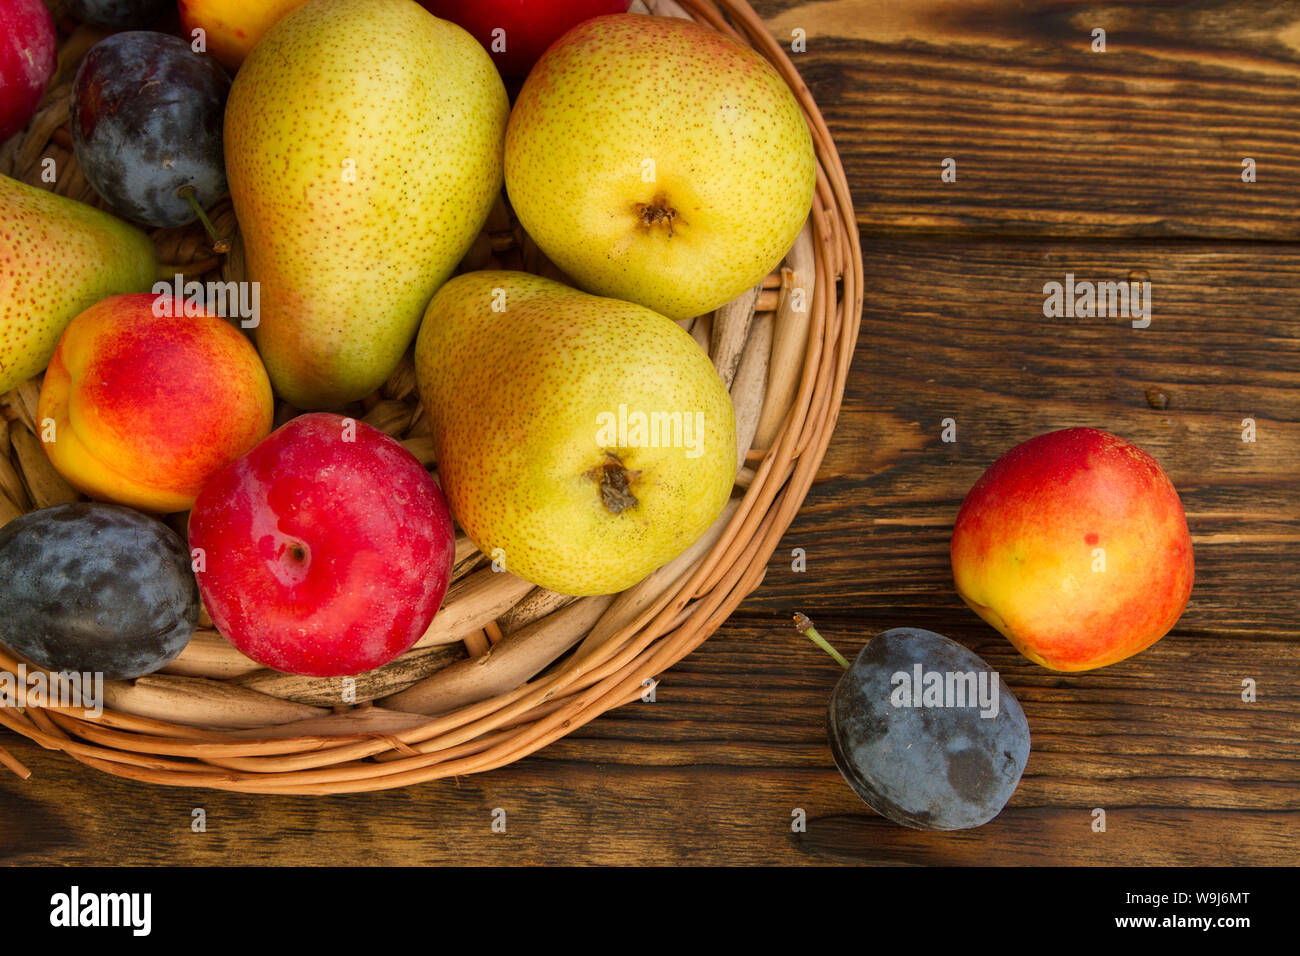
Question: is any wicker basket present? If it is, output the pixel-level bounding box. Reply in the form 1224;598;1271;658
0;0;863;794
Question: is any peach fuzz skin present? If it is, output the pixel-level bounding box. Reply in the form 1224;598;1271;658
37;293;274;513
950;427;1194;672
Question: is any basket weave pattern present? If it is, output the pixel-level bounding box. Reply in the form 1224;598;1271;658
0;0;863;794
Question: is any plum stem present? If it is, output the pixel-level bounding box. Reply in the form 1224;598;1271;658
177;185;231;254
794;612;849;670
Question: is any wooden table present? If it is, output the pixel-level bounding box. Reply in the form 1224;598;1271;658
2;0;1297;866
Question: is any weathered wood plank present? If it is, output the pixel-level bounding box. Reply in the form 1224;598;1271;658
749;0;1300;238
745;238;1299;636
2;616;1295;865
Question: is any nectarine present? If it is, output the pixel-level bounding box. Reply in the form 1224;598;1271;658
950;427;1194;671
37;293;274;512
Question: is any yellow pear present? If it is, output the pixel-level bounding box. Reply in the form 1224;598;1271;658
225;0;508;409
415;271;736;596
505;14;815;321
0;174;155;395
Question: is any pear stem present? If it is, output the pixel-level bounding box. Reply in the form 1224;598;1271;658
795;612;849;670
178;185;231;254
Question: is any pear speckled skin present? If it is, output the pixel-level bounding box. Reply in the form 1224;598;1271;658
0;174;156;396
505;14;816;321
415;272;737;596
224;0;508;410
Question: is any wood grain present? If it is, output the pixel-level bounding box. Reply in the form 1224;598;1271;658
751;0;1300;238
747;238;1300;640
0;617;1295;865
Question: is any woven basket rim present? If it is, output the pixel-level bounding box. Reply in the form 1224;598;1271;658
0;0;864;794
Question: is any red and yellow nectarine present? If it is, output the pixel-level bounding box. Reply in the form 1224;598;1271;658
37;293;274;513
178;0;310;72
951;427;1194;671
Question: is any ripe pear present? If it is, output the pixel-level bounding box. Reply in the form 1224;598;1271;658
225;0;508;409
504;14;816;321
0;174;156;395
415;271;736;596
